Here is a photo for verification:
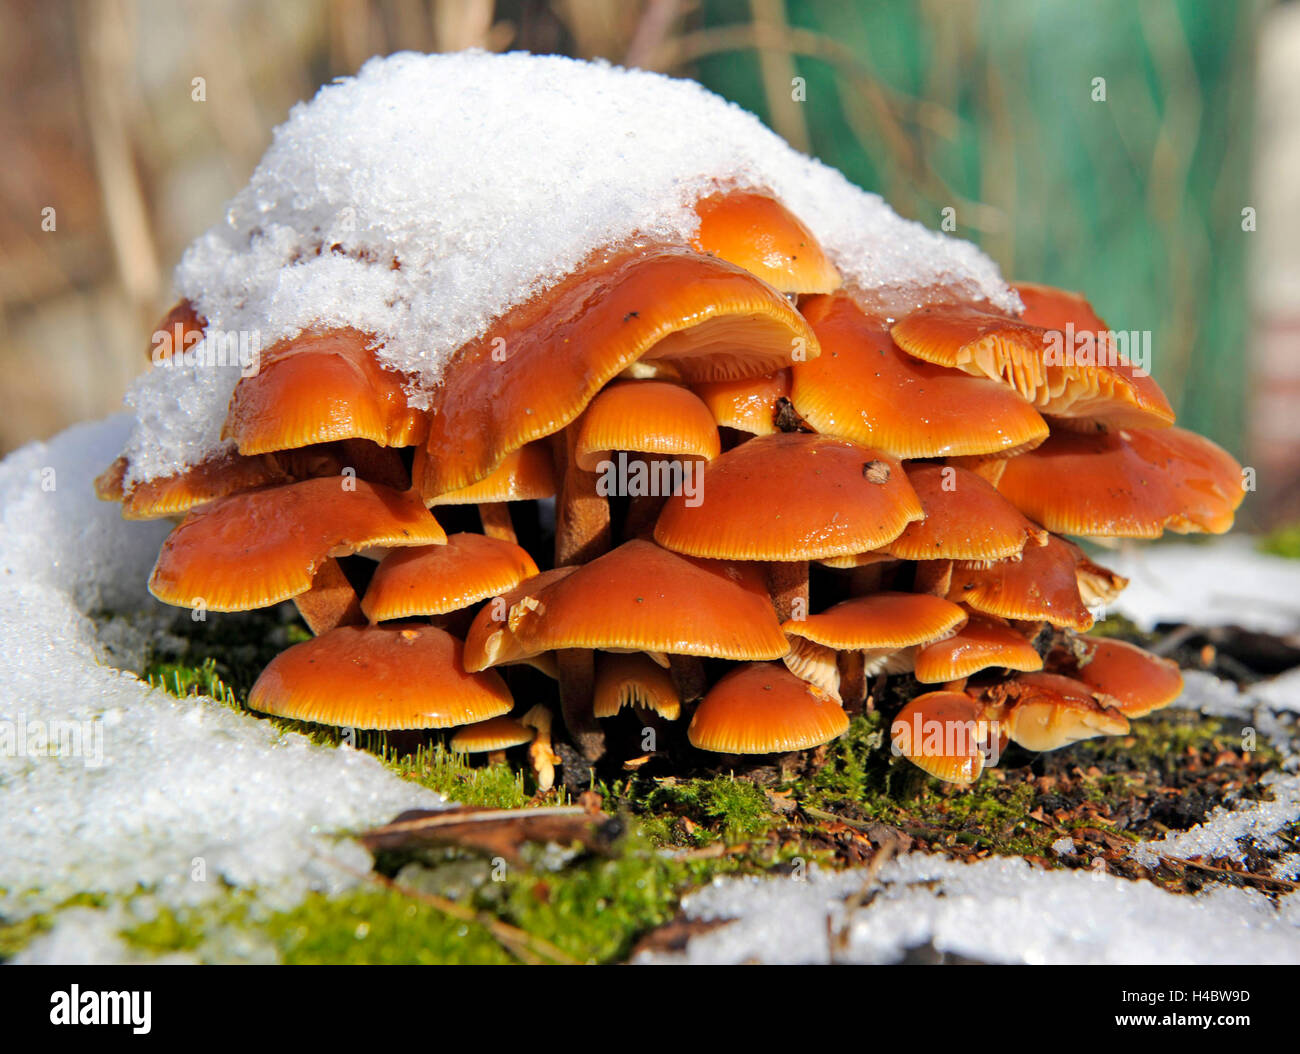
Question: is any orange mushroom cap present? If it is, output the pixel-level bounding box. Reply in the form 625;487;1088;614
793;294;1049;459
654;432;923;561
592;652;681;720
782;591;969;651
890;691;990;784
248;624;511;730
574;380;720;471
224;328;427;455
995;427;1245;537
943;534;1094;631
462;566;577;671
886;463;1048;562
463;540;788;670
1012;282;1108;332
986;671;1130;751
450;715;536;752
148;476;445;610
691;189;841;294
890;304;1174;430
422;441;557;506
913;612;1043;684
1048;637;1183;718
689;369;791;436
418;246;818;496
122;453;298;520
688;662;849;754
361;533;539;621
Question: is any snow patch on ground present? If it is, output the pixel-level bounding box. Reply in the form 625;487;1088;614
1110;537;1300;635
0;416;443;936
1131;773;1300;869
636;855;1300;965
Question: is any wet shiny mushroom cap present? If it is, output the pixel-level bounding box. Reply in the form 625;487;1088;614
794;293;1049;459
462;540;788;669
148;476;445;611
654;431;923;561
249;624;512;730
886;462;1048;562
417;246;819;497
688;662;849;754
691;189;842;294
362;532;540;621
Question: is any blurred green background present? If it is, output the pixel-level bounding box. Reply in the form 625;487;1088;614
2;0;1295;524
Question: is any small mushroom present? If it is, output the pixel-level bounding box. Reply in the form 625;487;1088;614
148;476;445;611
691;189;842;294
912;612;1043;684
520;704;561;792
422;442;556;543
248;624;512;730
794;293;1049;459
983;672;1130;751
688;662;849;754
224;328;427;455
890;302;1175;430
780;591;968;707
885;463;1048;562
690;369;791;437
451;715;536;765
593;652;681;721
361;532;539;622
940;534;1094;631
890;690;992;785
654;431;923;621
1046;637;1183;718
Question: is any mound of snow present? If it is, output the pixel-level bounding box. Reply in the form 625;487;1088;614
120;51;1015;484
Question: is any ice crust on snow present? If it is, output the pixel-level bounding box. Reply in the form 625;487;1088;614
0;415;445;924
120;50;1016;484
634;854;1300;965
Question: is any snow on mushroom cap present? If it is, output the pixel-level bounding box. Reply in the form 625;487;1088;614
120;50;1016;486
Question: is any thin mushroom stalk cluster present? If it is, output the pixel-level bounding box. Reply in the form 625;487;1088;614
96;53;1244;789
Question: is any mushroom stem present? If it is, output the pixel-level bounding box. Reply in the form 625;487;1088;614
293;557;364;635
913;560;953;598
521;703;561;793
554;428;611;566
556;648;605;761
765;559;809;623
623;493;666;541
478;501;517;542
837;649;868;714
337;439;410;490
487;748;508;765
847;563;885;596
667;653;707;704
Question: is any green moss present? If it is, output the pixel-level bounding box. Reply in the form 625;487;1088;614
266;887;514;965
636;775;775;843
0;892;110;962
386;744;541;809
1259;523;1300;560
119;906;211;954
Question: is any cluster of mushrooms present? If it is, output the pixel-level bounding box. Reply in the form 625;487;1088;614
97;189;1244;789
